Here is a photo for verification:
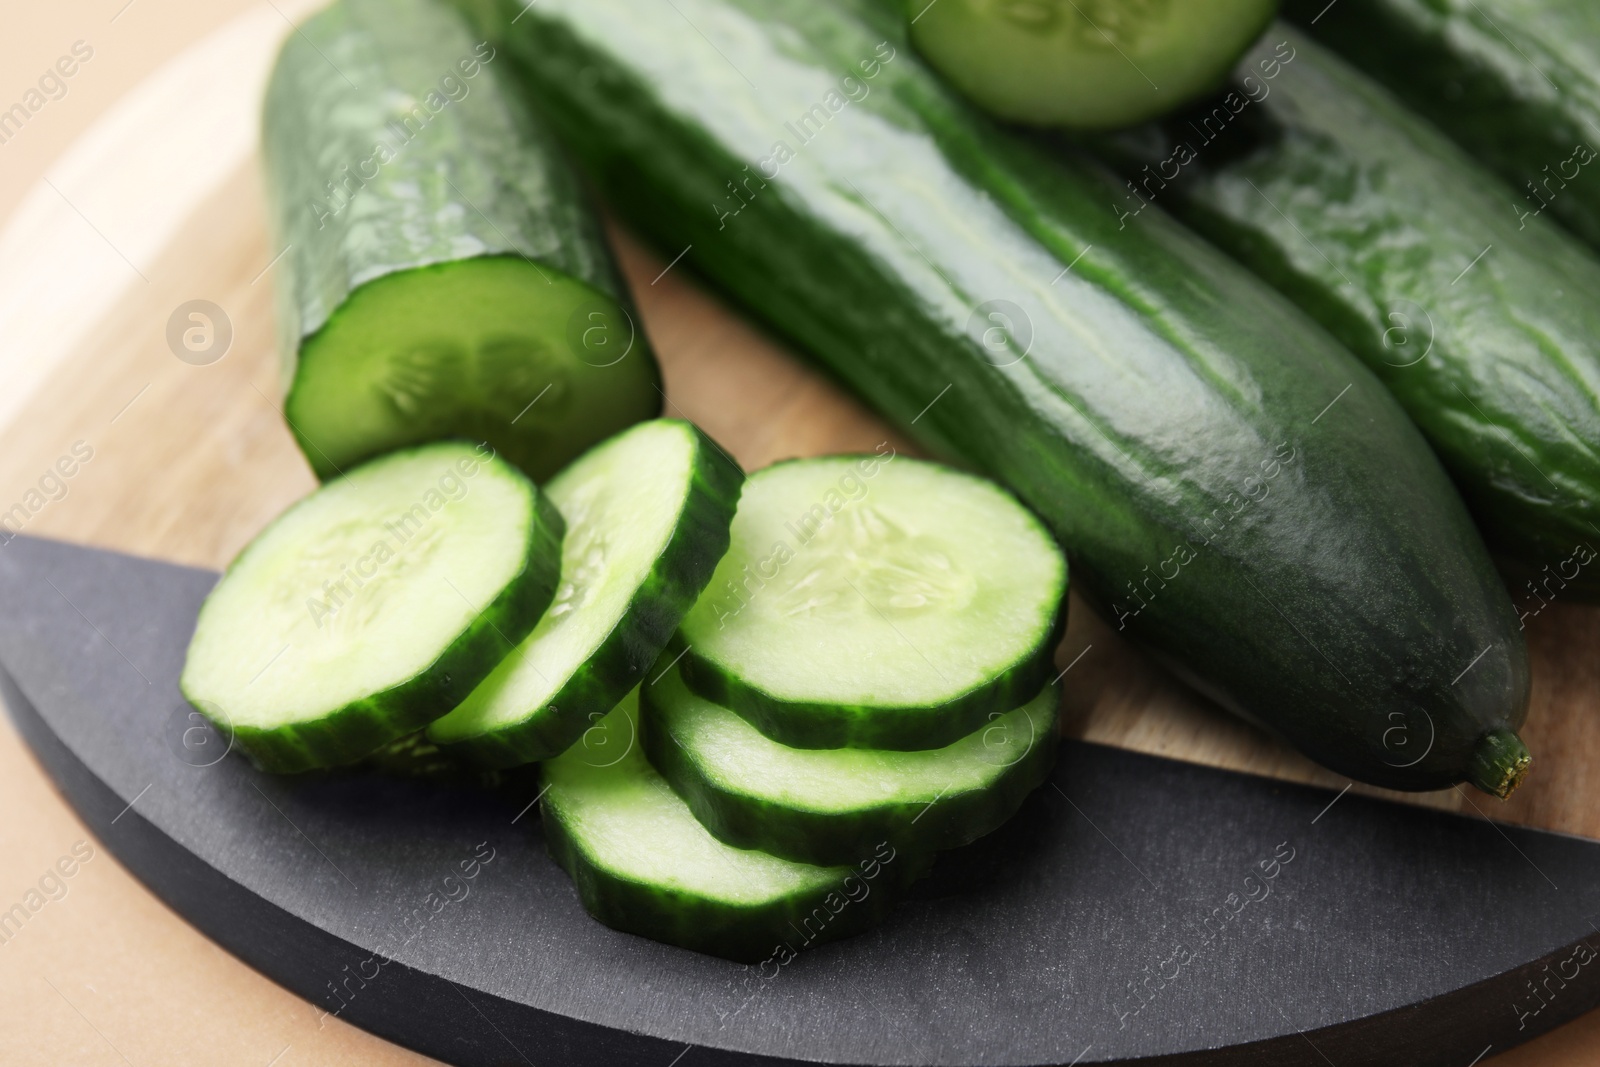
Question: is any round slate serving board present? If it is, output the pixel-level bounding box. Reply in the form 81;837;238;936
5;534;1600;1067
3;3;1600;1065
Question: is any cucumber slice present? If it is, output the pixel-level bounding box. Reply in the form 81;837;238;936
264;0;661;483
907;0;1278;130
542;690;918;962
675;456;1066;751
427;420;742;765
180;442;563;773
643;662;1059;866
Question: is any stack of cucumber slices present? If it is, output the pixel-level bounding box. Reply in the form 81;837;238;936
182;427;1068;960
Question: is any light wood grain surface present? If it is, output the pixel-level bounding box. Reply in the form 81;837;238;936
0;4;1597;1064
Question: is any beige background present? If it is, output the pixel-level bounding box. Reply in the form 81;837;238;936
0;2;1597;1064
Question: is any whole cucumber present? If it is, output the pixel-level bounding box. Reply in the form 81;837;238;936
1091;27;1600;604
1284;0;1600;252
457;0;1531;794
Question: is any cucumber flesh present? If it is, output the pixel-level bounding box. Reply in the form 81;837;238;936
643;662;1059;865
263;0;661;483
287;258;659;482
180;442;564;773
428;419;742;765
542;690;917;961
908;0;1278;129
676;455;1066;751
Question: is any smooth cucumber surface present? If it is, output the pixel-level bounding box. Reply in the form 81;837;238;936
461;0;1531;794
541;690;918;961
428;420;743;765
263;0;660;482
180;442;564;773
1284;0;1600;250
675;456;1066;751
643;663;1059;865
909;0;1278;129
1092;28;1600;600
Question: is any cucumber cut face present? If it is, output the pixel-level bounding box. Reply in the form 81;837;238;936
286;258;659;483
542;690;916;962
428;420;742;765
909;0;1279;129
643;662;1059;866
180;442;563;773
676;456;1066;750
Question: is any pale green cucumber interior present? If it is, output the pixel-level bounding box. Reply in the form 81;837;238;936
429;421;698;744
654;664;1058;811
286;256;657;482
545;691;851;902
181;443;532;729
678;457;1064;710
909;0;1278;129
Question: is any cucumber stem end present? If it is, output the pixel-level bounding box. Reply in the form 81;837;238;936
1469;728;1532;800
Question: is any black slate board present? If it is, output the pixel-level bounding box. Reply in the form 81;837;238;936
3;532;1600;1067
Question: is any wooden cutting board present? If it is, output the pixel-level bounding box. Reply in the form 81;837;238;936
2;3;1599;1064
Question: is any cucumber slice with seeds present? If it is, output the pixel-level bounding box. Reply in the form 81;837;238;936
908;0;1278;130
676;456;1066;751
542;689;918;962
181;441;563;773
643;662;1060;866
427;420;742;765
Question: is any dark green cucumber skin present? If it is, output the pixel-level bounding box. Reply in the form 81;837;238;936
1090;28;1600;602
1284;0;1600;251
642;669;1059;866
462;0;1530;792
191;445;566;774
359;730;522;789
674;610;1064;752
541;800;919;962
432;422;745;766
262;0;660;479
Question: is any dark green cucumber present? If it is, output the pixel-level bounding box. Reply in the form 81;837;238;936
674;455;1066;751
907;0;1278;130
427;419;743;765
263;0;660;483
462;0;1532;794
1090;28;1600;600
643;662;1058;866
180;442;564;773
1284;0;1600;251
541;690;920;962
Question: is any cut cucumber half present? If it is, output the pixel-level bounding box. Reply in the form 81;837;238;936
542;690;919;961
180;442;563;773
908;0;1279;129
643;661;1059;866
676;456;1066;750
428;419;742;765
264;0;661;483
